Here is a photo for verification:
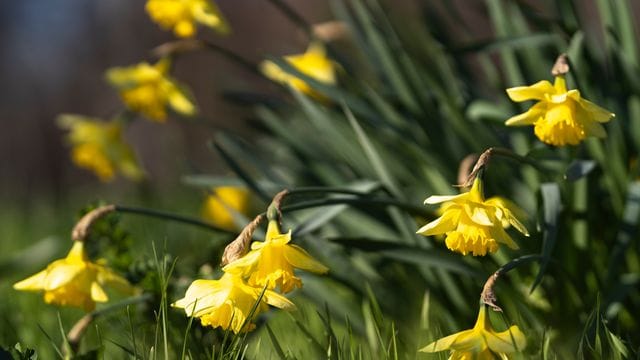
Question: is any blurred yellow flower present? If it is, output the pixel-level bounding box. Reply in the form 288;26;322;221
145;0;229;38
260;42;336;98
202;186;250;231
13;241;134;311
420;304;526;358
58;115;144;182
417;177;528;256
505;76;614;146
106;59;196;122
224;219;329;293
172;273;294;333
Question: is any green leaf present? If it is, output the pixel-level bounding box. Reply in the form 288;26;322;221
531;182;562;292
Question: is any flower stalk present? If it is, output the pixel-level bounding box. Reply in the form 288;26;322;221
480;254;543;311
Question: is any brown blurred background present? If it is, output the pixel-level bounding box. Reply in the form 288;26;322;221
0;0;333;205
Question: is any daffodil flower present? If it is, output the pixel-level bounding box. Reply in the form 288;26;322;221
223;219;329;293
14;241;134;311
421;304;526;359
172;273;294;333
505;76;614;146
417;177;528;256
260;42;336;98
106;58;196;122
145;0;229;38
202;186;250;231
58;115;144;182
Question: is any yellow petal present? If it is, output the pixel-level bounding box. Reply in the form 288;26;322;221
13;269;48;291
505;102;546;126
223;249;261;275
420;329;472;352
167;87;196;116
283;245;329;274
416;209;459;235
485;325;526;353
424;193;466;204
465;205;494;226
91;282;109;302
506;80;554;102
45;262;84;290
579;99;615;123
263;289;296;310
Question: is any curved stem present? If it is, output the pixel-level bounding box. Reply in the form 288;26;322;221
286;186;382;197
481;255;543;311
279;197;434;218
265;0;312;37
461;147;547;187
114;205;231;234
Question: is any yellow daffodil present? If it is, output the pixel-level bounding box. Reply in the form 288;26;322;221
172;273;294;333
421;304;526;359
202;186;250;231
106;58;196;122
13;241;134;311
58;115;144;182
505;76;614;146
417;177;528;256
260;42;336;98
145;0;229;38
223;219;329;293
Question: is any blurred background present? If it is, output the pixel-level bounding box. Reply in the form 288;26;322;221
0;0;334;205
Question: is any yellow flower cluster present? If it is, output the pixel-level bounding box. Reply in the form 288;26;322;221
173;219;329;333
106;58;196;122
13;241;134;311
261;42;337;99
146;0;229;38
418;177;529;256
58;115;144;182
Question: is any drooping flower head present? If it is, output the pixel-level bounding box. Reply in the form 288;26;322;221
172;273;294;333
145;0;229;38
202;186;250;231
505;75;614;146
13;241;134;311
420;304;526;359
260;42;336;98
58;115;144;182
106;58;196;122
223;219;329;293
417;177;528;256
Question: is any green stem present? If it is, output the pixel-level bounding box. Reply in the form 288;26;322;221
488;147;547;172
481;254;543;311
114;205;231;233
286;186;382;197
265;0;312;37
279;197;434;218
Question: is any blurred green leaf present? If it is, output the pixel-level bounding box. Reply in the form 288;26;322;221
531;182;562;292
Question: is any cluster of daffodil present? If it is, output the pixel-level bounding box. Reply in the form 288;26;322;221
173;211;329;333
415;58;615;358
58;0;336;190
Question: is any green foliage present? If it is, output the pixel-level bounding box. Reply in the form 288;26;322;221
4;0;640;358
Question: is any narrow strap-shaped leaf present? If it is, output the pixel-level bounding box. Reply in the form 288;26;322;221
531;182;562;292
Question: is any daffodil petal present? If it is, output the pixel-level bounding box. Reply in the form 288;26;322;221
579;99;615;123
465;204;494;226
13;269;48;291
283;245;329;274
582;119;607;138
45;263;84;290
223;250;261;275
424;193;465;204
91;282;109;302
420;331;465;353
485;325;526;353
167;87;196;116
505;102;545;126
506;80;554;102
416;209;459;235
263;289;296;310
